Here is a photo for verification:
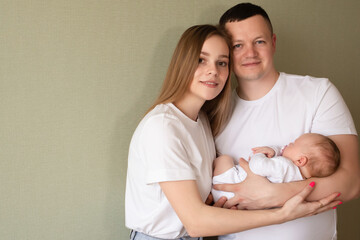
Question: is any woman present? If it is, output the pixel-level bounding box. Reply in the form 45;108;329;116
125;24;340;240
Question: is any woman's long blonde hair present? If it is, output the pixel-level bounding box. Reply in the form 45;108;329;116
146;25;233;136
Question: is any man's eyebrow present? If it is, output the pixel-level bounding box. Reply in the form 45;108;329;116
233;35;265;42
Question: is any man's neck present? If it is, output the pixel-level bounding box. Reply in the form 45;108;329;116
236;71;280;101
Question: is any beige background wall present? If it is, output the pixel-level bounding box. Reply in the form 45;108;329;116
0;0;359;239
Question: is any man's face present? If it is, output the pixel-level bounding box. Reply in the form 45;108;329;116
225;15;276;82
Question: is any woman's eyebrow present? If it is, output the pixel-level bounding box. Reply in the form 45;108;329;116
201;51;229;59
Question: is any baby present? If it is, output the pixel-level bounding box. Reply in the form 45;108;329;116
212;133;340;202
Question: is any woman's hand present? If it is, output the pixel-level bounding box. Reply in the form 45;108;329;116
279;182;342;222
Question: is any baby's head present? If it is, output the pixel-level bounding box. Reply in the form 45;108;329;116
282;133;340;178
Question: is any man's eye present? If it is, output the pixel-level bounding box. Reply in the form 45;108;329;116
233;44;242;49
256;40;265;44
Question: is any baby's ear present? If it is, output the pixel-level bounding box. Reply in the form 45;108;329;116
295;156;308;167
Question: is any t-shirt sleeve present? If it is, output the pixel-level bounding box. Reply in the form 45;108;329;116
140;115;196;184
311;80;357;136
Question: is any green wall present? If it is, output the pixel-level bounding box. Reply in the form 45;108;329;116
0;1;359;239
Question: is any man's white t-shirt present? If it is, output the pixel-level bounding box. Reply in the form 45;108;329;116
125;103;215;239
215;72;357;240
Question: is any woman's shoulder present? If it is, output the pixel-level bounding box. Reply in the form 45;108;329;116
140;103;186;133
146;103;183;122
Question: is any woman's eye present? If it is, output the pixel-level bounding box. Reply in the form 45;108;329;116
199;58;204;63
218;61;228;67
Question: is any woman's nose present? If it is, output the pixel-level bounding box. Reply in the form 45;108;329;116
207;63;218;76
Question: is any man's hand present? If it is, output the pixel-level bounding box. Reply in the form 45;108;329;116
252;146;275;158
213;158;279;209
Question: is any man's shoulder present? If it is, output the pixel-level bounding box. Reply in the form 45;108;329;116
281;72;329;84
280;72;332;90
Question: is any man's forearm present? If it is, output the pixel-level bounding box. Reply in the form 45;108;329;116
305;168;360;202
268;180;309;207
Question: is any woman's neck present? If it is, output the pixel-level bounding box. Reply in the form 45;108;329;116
173;96;204;121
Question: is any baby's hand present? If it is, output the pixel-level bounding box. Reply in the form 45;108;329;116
252;146;275;158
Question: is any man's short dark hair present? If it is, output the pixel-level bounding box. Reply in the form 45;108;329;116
219;2;273;34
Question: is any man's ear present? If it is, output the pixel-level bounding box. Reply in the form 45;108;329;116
272;33;277;49
295;156;308;167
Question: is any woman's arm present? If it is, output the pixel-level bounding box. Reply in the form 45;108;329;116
214;134;360;209
160;180;339;237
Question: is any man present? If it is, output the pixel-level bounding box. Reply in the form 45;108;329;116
214;3;360;240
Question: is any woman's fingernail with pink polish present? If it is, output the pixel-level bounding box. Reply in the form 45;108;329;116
338;201;343;205
333;207;337;209
337;193;341;197
309;182;315;188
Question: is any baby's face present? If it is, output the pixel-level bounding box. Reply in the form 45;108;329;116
282;134;316;160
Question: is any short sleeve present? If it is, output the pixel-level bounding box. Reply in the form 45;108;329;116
140;115;196;184
312;80;357;136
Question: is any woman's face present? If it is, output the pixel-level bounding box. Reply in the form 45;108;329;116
187;35;229;104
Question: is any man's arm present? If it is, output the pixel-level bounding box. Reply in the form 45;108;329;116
214;134;360;209
268;134;359;205
306;134;360;201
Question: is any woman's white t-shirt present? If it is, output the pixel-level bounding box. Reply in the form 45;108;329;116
125;103;215;239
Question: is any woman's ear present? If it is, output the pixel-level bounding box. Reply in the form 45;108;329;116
295;156;308;167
